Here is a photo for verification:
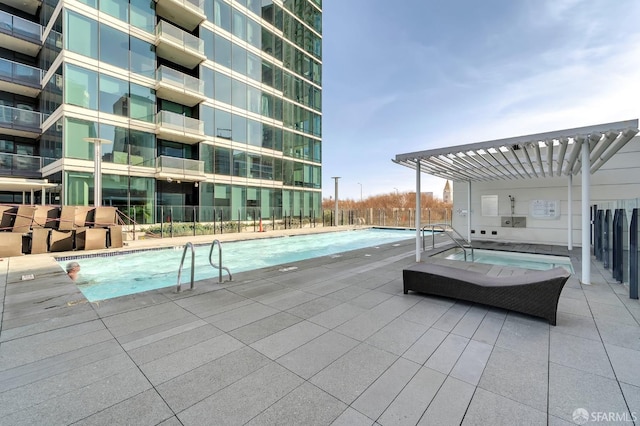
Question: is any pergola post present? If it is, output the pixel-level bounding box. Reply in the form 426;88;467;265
581;139;591;284
568;173;573;250
415;159;421;262
467;180;472;242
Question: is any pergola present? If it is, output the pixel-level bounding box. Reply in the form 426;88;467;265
393;119;639;284
0;177;59;204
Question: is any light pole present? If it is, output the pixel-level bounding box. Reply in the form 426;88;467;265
357;182;362;201
83;137;112;207
331;176;340;226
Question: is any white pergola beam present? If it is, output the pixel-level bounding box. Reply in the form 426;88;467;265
547;140;554;177
556;138;568;176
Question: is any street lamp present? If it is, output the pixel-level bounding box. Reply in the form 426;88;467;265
357;182;362;201
83;137;112;207
331;176;340;226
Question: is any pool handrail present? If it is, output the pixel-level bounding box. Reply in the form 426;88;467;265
209;239;232;283
423;223;475;261
176;242;195;292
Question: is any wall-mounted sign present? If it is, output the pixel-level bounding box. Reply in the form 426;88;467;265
530;199;560;219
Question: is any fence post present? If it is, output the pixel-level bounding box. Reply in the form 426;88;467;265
253;209;256;232
170;207;174;238
220;210;224;234
299;209;302;228
213;209;217;235
237;209;241;233
193;206;196;236
160;206;164;238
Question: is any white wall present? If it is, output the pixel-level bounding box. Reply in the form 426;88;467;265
451;136;640;247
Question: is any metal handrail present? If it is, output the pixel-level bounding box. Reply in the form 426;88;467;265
422;222;474;261
176;242;195;292
209;239;232;283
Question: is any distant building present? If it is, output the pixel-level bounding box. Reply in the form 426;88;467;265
443;181;452;203
422;192;434;199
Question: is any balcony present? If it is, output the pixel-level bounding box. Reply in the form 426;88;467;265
155;0;205;32
0;105;45;138
0;58;42;97
156;110;204;145
155;21;206;70
155;66;206;107
0;152;43;178
0;0;42;15
0;11;42;56
155;155;205;181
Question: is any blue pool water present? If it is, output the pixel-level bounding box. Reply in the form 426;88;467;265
63;228;418;301
437;248;574;273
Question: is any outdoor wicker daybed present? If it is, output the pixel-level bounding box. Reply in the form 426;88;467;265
403;263;571;325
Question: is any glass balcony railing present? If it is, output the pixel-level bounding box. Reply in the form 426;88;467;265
0;152;44;176
157;110;204;134
156;65;203;95
155;21;204;55
0;105;45;131
156;155;204;176
0;11;42;43
0;58;42;88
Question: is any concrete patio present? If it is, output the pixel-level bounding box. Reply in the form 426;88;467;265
1;231;639;425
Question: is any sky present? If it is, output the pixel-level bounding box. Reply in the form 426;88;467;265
320;0;640;201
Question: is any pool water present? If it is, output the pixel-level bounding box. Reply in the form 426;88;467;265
63;228;418;302
436;248;574;273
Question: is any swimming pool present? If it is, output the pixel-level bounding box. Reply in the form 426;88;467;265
61;228;418;302
434;248;574;273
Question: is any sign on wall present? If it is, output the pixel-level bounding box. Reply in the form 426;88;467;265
530;199;560;219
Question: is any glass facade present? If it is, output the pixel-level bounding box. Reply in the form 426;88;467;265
1;0;322;224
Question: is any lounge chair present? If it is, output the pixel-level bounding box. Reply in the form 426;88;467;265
108;225;123;248
32;205;59;229
76;228;107;250
0;206;15;231
403;263;571;325
30;228;50;254
92;207;117;227
11;205;36;233
0;232;24;257
49;229;74;252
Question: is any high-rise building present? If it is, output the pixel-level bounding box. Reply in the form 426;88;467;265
0;0;322;224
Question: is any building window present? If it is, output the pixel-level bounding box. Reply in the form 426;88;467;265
64;64;98;110
65;10;98;59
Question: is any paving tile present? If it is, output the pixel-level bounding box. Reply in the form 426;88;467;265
157;346;271;413
326;285;370;302
557;296;592;317
286;296;342;319
620;383;640;421
251;320;327;359
259;289;321;310
0;339;122;393
246;382;347;425
424;334;469;374
471;312;504;345
495;315;549;362
348;290;393;310
1;367;152;426
605;343;640;387
140;333;244;384
335;296;417;341
553;311;600;341
590;301;638;326
377;366;446;426
479;346;548;412
417;376;475;426
277;330;359;379
550;331;614;379
204;302;279;332
400;300;449;327
308;303;367;329
0;304;98;342
74;389;173;426
177;363;303;425
432;302;471;332
583;287;626;306
351;357;421;420
0;352;137;416
175;289;252;318
402;327;448;365
229;311;302;344
101;302;194;337
330;407;375;426
450;339;493;385
548;362;629;423
596;319;640;351
310;343;398;405
462;388;546;426
0;320;112;371
124;323;221;365
365;317;429;356
451;305;488;338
